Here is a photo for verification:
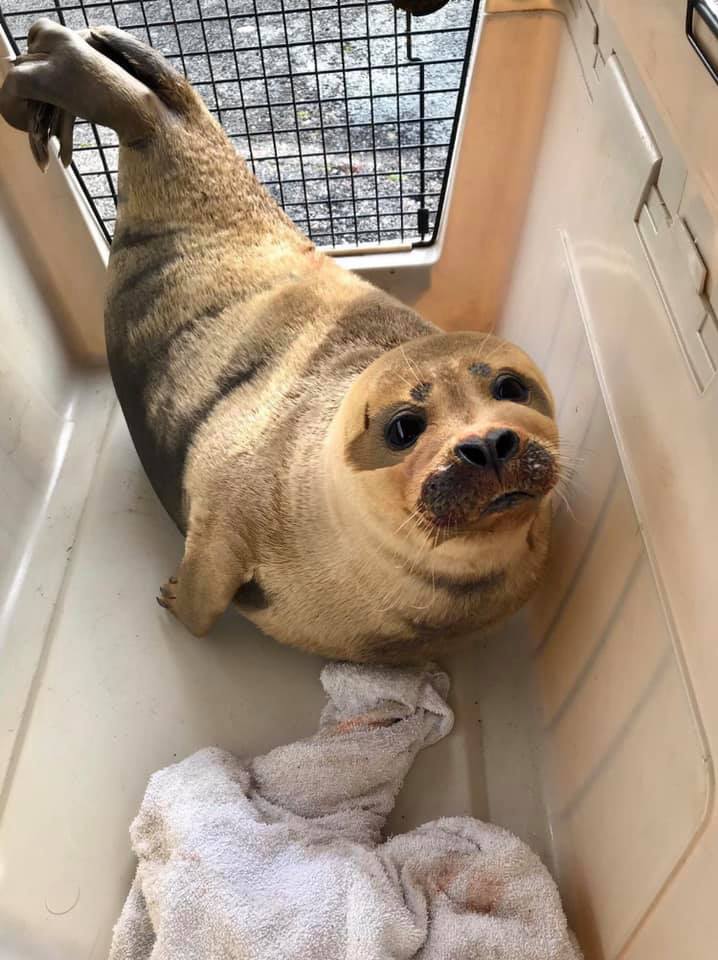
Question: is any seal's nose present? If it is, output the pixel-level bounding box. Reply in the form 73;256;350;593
455;429;520;471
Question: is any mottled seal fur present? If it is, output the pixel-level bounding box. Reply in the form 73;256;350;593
0;21;561;663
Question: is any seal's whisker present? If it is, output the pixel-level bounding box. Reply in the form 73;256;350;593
410;535;433;574
399;344;421;382
428;526;442;604
554;462;579;484
407;523;435;578
547;445;584;464
410;513;434;546
474;329;497;365
554;439;585;453
552;486;577;521
543;442;583;476
394;508;421;536
557;468;585;493
554;457;584;471
552;454;586;495
476;339;503;369
557;479;579;498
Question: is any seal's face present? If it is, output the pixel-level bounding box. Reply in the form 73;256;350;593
342;332;559;539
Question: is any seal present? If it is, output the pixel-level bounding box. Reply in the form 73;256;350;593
0;21;562;663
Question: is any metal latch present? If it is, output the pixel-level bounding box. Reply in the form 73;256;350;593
637;185;718;392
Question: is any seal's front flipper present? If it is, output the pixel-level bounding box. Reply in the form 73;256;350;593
157;508;255;639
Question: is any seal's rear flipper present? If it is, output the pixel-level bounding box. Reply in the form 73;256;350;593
86;26;198;118
0;19;193;170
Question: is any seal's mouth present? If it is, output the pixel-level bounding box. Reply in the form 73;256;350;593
417;439;558;532
482;490;536;516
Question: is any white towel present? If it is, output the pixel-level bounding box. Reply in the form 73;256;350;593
109;664;581;960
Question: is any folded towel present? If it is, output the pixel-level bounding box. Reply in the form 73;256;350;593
110;664;581;960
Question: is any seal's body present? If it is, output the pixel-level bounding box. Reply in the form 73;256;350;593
0;22;561;662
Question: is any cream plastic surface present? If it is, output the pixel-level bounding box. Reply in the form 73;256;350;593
1;4;717;959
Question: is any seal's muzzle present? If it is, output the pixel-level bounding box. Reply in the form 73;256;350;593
420;438;557;529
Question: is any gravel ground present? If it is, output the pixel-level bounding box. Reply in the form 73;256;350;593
1;0;477;246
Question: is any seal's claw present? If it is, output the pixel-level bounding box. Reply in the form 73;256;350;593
28;101;55;171
158;577;181;615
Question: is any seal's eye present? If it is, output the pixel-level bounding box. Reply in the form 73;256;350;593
493;373;529;404
385;412;426;451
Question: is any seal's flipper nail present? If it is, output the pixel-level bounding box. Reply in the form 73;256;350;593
28;130;49;171
27;100;54;171
53;108;75;167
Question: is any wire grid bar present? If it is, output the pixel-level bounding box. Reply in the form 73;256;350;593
0;0;480;248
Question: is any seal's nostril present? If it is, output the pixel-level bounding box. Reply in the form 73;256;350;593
455;441;490;468
497;432;518;460
456;430;520;470
487;428;520;463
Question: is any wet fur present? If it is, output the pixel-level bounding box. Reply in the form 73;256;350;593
1;23;558;663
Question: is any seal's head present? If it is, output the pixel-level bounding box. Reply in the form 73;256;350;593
337;332;559;545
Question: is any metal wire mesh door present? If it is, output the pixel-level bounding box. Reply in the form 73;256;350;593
0;0;480;249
